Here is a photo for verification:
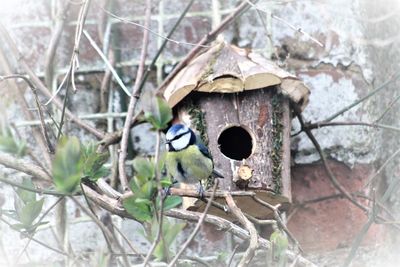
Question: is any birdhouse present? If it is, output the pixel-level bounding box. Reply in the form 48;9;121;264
161;42;309;220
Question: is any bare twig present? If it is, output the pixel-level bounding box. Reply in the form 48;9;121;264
70;196;130;267
0;216;68;256
81;184;317;267
243;0;324;47
137;0;196;92
118;0;151;191
15;197;64;264
83;30;132;97
112;221;145;261
101;6;209;48
225;193;258;267
0;176;66;196
374;93;400;123
364;146;400;188
122;187;256;200
253;196;302;252
0;22;105;139
44;1;71;88
168;181;219;267
342;190;377;267
0;152;52;181
292;120;400;137
294;106;368;212
0;75;54;153
324;72;400;122
0;49;52;168
157;0;257;94
143;131;163;267
227;244;240;267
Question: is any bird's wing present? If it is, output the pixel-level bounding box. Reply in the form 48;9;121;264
196;142;212;160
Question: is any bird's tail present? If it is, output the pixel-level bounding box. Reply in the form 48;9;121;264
212;169;224;178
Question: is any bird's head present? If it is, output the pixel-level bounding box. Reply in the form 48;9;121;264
165;124;195;151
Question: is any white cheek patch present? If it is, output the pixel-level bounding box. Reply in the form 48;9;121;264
171;132;191;151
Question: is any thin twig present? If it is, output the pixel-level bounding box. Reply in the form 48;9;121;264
157;0;257;94
118;0;151;191
0;75;54;153
0;216;68;256
292;120;400;137
324;72;400;122
81;184;317;267
143;130;163;267
15;197;64;264
44;1;71;88
122;187;256;200
374;93;400;123
294;106;368;212
344;189;377;267
137;0;196;93
112;221;145;261
0;22;105;139
243;0;324;47
168;181;219;267
0;152;52;181
225;193;259;267
227;244;240;267
253;196;302;253
0;176;67;196
100;6;209;48
70;196;130;267
0;50;52;168
364;146;400;188
83;30;132;97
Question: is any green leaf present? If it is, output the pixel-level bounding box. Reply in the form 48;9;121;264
134;198;153;205
144;97;172;130
52;136;83;193
138;181;157;200
163;220;185;245
0;128;26;157
162;196;182;211
19;198;44;227
132;157;155;183
82;142;109;182
123;197;152;222
16;178;36;204
160;177;173;187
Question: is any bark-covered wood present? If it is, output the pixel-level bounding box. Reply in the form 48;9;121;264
176;88;291;219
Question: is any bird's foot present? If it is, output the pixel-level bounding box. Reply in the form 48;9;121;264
197;183;205;199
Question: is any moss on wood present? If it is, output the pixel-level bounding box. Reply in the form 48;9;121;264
271;92;284;195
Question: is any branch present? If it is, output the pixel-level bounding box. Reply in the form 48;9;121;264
225;193;259;267
0;22;105;139
0;176;66;197
243;0;324;47
0;75;54;153
168;182;219;267
81;184;317;267
44;1;71;88
157;0;257;94
0;152;52;181
118;0;151;191
101;6;208;48
324;72;400;122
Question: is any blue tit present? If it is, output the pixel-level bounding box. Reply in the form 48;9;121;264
165;124;222;194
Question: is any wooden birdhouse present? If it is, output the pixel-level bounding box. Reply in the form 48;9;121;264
161;42;310;220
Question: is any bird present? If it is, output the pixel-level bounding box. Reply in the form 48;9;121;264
165;123;223;196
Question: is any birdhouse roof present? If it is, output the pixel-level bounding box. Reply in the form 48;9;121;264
163;42;310;111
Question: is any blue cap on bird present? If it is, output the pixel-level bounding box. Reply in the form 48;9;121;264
165;124;195;151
